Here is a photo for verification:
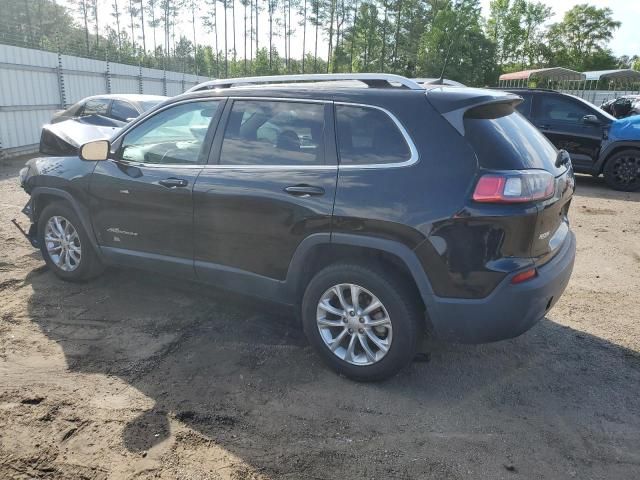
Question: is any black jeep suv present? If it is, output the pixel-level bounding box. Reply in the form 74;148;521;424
503;88;640;191
18;74;576;381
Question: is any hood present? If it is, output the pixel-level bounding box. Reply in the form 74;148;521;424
44;118;121;148
609;115;640;142
40;118;121;156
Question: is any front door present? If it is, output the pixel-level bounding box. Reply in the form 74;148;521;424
193;98;337;284
89;99;225;274
532;94;603;170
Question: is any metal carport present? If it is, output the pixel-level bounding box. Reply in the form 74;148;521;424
581;69;640;103
498;67;585;88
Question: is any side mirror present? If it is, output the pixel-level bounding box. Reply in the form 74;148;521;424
79;139;110;161
582;114;600;125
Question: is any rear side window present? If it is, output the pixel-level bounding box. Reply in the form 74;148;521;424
219;100;325;166
464;104;562;173
80;99;110;117
336;105;411;165
515;94;532;117
111;100;139;121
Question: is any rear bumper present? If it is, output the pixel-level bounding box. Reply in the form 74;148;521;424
428;231;576;344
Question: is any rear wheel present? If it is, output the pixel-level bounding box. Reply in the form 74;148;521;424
603;149;640;192
37;202;103;281
301;263;422;381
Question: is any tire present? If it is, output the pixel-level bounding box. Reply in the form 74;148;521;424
37;201;104;282
301;263;423;381
603;149;640;192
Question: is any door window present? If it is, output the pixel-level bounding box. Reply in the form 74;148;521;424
335;105;411;165
536;95;593;123
80;98;110;117
117;100;222;165
219;100;326;165
110;100;139;122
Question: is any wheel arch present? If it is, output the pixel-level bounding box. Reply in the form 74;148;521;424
596;142;640;174
285;233;436;314
31;187;100;253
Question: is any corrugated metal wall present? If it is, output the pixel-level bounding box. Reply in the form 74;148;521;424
0;44;210;158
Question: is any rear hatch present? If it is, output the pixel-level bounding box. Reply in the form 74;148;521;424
428;87;574;266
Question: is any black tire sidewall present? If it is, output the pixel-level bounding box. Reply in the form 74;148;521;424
603;150;640;192
301;263;421;381
37;202;98;281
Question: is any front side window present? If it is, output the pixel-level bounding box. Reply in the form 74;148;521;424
219;100;326;166
80;98;110;117
335;105;411;165
536;95;592;123
118;100;221;165
111;100;139;122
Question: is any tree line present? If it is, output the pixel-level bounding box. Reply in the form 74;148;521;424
0;0;638;86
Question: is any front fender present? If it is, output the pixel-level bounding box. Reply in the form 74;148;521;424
29;187;101;254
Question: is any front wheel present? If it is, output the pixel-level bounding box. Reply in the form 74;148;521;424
603;149;640;192
37;202;104;281
301;263;423;381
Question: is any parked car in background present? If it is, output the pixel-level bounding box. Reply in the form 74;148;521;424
504;88;640;191
600;95;640;119
19;74;575;381
40;94;168;156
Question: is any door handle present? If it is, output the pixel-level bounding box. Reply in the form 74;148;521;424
159;177;188;188
284;185;325;197
537;124;551;129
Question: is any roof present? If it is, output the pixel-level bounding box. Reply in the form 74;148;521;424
583;69;640;82
499;67;585;82
187;74;423;92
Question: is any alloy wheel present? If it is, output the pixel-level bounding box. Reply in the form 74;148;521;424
316;283;393;366
44;216;82;272
610;155;640;188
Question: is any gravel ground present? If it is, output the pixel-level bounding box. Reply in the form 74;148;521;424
1;158;639;480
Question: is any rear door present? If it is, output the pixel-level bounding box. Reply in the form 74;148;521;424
531;93;602;170
193;98;337;282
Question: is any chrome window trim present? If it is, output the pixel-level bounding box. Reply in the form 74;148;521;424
225;96;331;104
333;101;419;170
109;97;419;171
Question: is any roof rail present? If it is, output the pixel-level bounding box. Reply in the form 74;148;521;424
185;74;424;93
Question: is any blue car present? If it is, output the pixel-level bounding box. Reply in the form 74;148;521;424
505;88;640;191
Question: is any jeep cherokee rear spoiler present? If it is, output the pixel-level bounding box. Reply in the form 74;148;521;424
425;86;523;135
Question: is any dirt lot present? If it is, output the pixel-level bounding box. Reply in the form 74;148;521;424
1;158;639;480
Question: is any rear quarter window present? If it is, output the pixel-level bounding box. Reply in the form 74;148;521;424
464;103;562;174
336;105;412;165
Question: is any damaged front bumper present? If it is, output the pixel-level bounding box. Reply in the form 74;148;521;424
12;199;38;248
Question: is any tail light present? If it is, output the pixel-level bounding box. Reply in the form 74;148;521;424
473;170;555;203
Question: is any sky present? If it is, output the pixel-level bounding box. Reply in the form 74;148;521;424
63;0;638;61
479;0;640;58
